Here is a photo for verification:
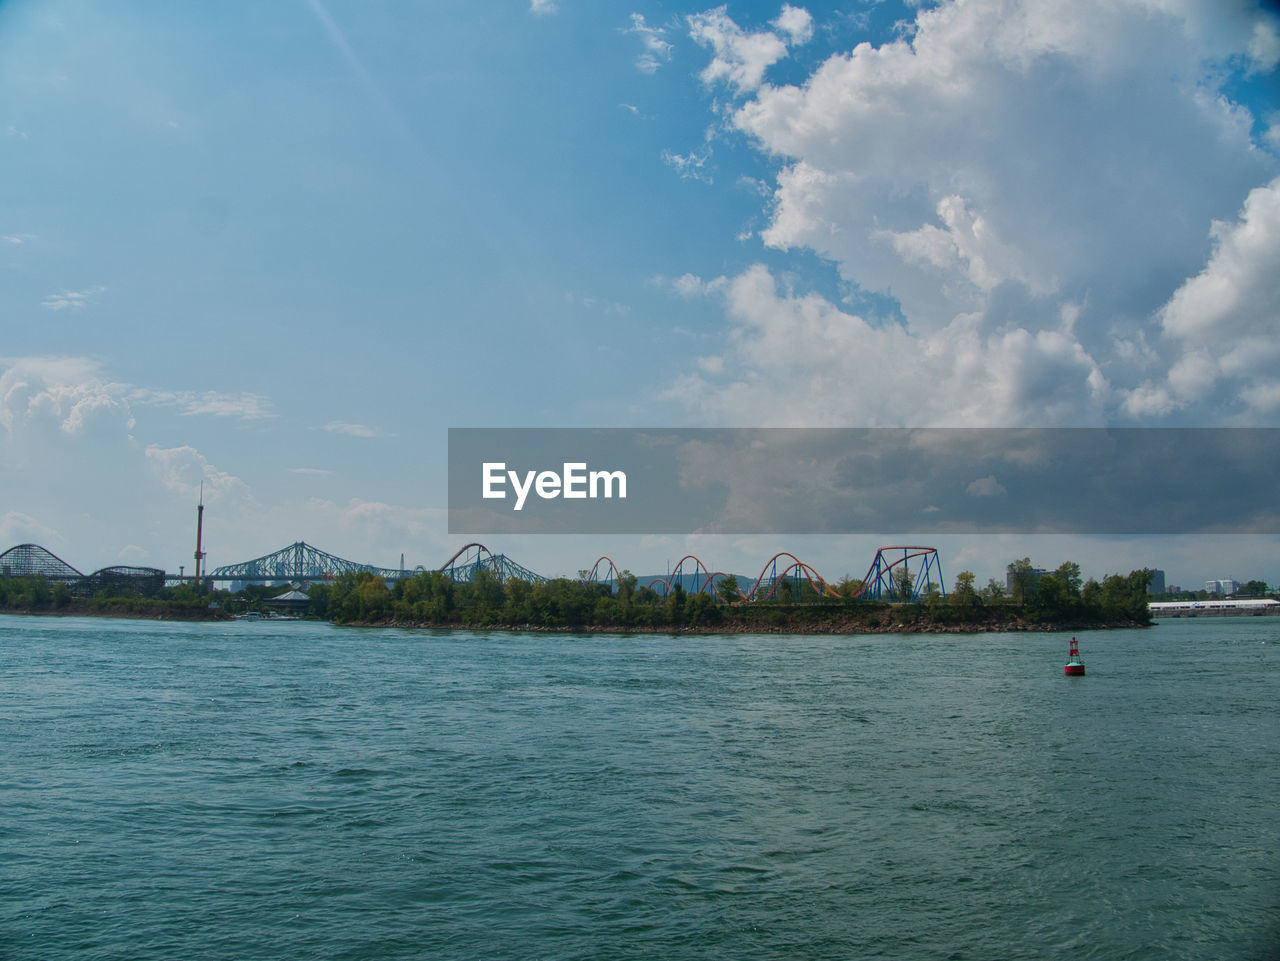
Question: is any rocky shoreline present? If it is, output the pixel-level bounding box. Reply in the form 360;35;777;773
348;612;1151;635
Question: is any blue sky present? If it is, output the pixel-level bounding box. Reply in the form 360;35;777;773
2;0;1278;591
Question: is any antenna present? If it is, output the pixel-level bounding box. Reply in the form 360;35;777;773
194;482;206;584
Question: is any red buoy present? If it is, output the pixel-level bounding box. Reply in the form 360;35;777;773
1064;636;1085;676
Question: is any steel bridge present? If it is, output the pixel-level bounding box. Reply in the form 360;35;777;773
203;541;547;586
5;539;942;602
206;542;411;583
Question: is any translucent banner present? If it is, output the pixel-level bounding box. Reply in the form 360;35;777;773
447;428;1280;535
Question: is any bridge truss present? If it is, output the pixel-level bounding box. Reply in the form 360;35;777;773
206;541;407;583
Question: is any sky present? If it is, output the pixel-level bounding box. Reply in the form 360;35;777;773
2;0;1278;591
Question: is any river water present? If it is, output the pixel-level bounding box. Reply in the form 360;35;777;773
2;614;1277;960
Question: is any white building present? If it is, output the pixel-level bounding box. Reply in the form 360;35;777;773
1205;578;1240;595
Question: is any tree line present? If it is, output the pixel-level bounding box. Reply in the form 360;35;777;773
303;559;1155;630
1;558;1156;631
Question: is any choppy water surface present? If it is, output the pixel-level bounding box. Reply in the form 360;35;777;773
2;614;1277;960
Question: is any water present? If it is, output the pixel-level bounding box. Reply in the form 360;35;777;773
2;614;1277;961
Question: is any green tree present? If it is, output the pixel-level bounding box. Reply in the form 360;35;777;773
52;581;72;609
617;570;637;609
836;576;865;599
664;582;686;624
890;563;913;601
685;591;719;627
1030;573;1069;619
951;570;979;608
1053;561;1083;597
715;574;741;605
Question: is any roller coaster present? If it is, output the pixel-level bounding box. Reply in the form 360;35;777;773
0;543;165;598
436;543;546;585
3;539;944;603
586;545;945;604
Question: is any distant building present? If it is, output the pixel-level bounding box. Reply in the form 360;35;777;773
1006;567;1048;595
1205;578;1240;595
266;588;309;616
1147;569;1166;594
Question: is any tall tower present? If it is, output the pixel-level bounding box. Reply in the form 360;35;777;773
193;483;206;583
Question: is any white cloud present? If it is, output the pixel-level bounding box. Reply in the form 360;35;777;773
144;444;255;504
530;0;557;16
129;387;275;420
41;286;105;311
1248;16;1280;72
772;5;813;46
289;467;333;476
662;145;714;182
627;13;672;74
665;264;1108;427
672;0;1280;427
0;356;131;436
178;392;274;419
1127;176;1280;417
966;474;1006;497
321;420;389;438
688;6;793;95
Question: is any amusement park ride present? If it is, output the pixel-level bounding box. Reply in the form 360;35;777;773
616;546;945;603
4;514;947;605
194;540;947;603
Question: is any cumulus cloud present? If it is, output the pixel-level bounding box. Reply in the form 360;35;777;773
0;356;132;436
530;0;556;16
671;0;1280;427
688;5;796;95
144;444;255;504
1127;176;1280;415
666;264;1107;426
772;5;813;46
